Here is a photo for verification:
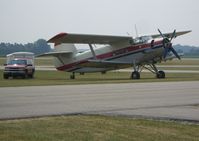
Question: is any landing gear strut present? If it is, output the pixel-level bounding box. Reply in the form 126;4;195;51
70;72;75;79
131;61;140;79
146;64;165;79
131;61;166;79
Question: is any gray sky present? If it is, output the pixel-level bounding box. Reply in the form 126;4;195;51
0;0;198;46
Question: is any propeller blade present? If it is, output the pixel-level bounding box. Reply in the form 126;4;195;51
170;29;176;41
163;47;169;59
170;47;181;60
159;29;180;60
158;29;165;38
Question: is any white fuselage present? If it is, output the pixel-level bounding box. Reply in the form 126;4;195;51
53;39;164;73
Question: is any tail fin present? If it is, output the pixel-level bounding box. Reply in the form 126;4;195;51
37;43;77;70
54;43;77;54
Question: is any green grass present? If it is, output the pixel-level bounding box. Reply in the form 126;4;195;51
158;58;199;66
0;115;198;141
0;57;199;87
34;57;53;66
0;70;199;87
158;67;199;71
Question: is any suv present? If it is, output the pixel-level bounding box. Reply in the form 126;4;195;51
3;52;35;79
4;58;35;79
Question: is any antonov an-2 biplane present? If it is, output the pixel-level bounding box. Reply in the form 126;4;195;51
39;29;191;79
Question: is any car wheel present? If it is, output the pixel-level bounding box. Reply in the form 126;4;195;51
3;74;8;79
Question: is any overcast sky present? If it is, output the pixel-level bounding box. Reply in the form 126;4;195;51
0;0;198;46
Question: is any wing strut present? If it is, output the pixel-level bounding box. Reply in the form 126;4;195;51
89;44;97;59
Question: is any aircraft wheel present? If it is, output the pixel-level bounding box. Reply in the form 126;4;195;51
156;71;165;79
131;71;140;79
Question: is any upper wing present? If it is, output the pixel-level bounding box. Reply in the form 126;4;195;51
47;30;191;45
151;30;191;39
37;51;73;57
47;33;132;45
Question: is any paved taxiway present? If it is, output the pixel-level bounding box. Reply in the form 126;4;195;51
0;81;199;121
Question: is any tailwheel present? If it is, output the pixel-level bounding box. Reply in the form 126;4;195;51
131;71;140;79
156;71;165;79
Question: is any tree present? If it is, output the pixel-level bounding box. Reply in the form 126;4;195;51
0;39;51;56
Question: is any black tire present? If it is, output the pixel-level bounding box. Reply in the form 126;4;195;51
28;74;34;78
21;71;28;79
22;74;26;79
3;74;8;79
156;71;165;79
131;71;140;79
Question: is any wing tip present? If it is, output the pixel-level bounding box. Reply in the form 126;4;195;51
184;30;192;34
47;32;68;43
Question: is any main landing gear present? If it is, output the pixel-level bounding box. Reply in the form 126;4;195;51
70;72;75;79
156;70;165;79
131;71;140;79
131;63;165;79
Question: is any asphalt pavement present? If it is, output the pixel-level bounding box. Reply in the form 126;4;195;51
0;81;199;122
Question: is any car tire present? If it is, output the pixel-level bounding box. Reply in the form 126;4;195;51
29;74;34;78
3;74;8;79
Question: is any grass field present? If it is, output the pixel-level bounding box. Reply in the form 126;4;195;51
1;70;199;87
0;115;199;141
158;58;199;66
0;57;199;87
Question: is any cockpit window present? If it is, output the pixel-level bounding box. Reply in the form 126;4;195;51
134;36;153;44
8;60;27;65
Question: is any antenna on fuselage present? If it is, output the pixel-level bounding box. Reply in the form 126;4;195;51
135;24;139;38
126;31;134;44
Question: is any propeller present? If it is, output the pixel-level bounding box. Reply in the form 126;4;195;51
158;29;181;60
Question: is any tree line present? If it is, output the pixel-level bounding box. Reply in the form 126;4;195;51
174;44;199;57
0;39;51;56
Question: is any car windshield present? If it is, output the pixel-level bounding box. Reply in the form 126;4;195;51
8;60;27;65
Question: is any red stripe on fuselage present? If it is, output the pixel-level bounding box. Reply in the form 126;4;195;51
57;40;163;71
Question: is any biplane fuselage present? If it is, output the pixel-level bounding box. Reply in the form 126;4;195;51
39;30;191;79
55;39;163;73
